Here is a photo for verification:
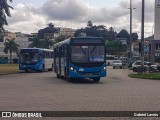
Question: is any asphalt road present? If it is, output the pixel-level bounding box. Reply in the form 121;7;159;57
0;67;160;119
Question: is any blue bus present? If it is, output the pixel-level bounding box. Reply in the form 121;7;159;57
19;48;53;72
53;37;106;82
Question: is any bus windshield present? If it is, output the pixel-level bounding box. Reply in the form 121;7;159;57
71;46;105;63
20;52;39;64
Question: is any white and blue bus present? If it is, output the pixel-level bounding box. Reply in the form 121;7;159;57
19;48;53;72
53;37;106;82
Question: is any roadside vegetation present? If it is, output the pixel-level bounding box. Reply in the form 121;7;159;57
129;73;160;80
0;64;19;75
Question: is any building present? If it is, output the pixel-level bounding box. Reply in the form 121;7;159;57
132;40;150;61
44;27;75;40
3;32;16;42
154;0;160;40
44;32;59;39
149;40;160;64
148;0;160;64
0;32;31;63
115;38;127;45
59;27;75;38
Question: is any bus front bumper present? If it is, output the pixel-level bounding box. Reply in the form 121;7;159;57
19;64;41;71
69;70;106;79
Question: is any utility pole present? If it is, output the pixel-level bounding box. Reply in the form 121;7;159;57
141;0;145;69
129;0;135;62
129;0;132;62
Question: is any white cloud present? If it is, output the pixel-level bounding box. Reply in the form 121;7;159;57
5;0;155;37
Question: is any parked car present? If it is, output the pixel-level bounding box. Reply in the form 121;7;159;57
122;60;129;66
113;60;123;69
132;61;157;72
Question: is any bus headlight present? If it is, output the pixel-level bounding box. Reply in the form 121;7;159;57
101;67;106;72
70;67;74;71
103;67;106;70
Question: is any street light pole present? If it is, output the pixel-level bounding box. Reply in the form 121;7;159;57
129;0;135;62
141;0;145;69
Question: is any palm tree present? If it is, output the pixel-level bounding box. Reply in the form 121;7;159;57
28;37;41;48
0;0;13;32
87;20;93;28
3;38;19;63
42;38;54;49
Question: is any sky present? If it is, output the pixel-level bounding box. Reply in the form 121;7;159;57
5;0;155;37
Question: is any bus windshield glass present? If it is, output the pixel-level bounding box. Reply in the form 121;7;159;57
71;46;104;63
20;51;39;64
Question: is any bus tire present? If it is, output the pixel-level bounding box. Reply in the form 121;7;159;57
66;77;74;82
48;64;53;71
93;78;100;82
25;69;28;73
133;67;137;72
51;64;54;71
57;74;60;78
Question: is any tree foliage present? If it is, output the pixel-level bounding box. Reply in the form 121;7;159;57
87;20;93;27
106;40;127;56
131;33;138;41
55;35;69;43
116;29;130;44
3;38;19;63
74;21;116;41
0;0;13;32
145;35;154;40
37;23;58;39
28;37;54;49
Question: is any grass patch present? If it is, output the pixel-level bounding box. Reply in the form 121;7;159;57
0;64;19;75
129;73;160;80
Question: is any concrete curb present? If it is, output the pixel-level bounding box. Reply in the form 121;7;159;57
128;74;160;80
0;72;19;76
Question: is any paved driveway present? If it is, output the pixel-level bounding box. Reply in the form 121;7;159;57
0;67;160;119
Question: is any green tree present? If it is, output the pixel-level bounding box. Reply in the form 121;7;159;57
3;38;19;63
28;37;41;48
74;22;117;41
131;33;138;41
87;20;93;27
116;29;130;44
55;35;69;43
29;37;54;49
0;0;13;32
41;38;54;49
107;26;116;41
47;22;54;39
106;40;127;56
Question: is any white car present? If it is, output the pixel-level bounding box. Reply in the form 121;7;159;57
132;61;157;72
113;60;123;69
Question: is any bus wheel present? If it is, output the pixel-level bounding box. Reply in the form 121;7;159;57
51;64;54;71
57;74;60;78
25;70;29;73
93;78;100;82
67;78;75;82
49;64;53;71
48;68;53;71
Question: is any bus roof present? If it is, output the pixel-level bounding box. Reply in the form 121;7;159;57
53;37;104;47
20;48;53;52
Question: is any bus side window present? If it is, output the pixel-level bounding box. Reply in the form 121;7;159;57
39;53;42;60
